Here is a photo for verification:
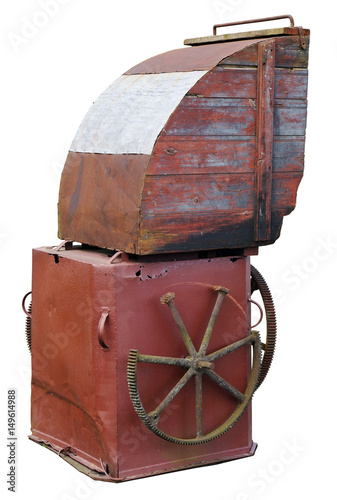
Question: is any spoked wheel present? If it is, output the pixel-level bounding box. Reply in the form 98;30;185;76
127;285;262;445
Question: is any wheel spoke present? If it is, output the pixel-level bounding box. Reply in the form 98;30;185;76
149;368;194;420
205;370;245;402
161;293;197;356
198;286;228;356
195;372;203;437
206;333;255;362
138;354;191;369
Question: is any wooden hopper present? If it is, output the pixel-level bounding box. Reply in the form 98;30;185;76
58;16;310;255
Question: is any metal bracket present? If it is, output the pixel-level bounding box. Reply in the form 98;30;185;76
297;26;307;49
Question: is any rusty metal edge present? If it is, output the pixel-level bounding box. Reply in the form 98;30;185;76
28;435;257;482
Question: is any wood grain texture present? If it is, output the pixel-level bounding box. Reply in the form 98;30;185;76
148;136;305;175
255;39;275;241
139;211;285;254
142;173;301;216
140;35;309;254
142;174;254;214
219;35;309;68
162;97;256;136
148;136;256;175
189;67;257;99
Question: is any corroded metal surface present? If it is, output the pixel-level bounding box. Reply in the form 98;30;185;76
29;247;256;480
124;39;261;74
58;152;149;253
251;265;277;388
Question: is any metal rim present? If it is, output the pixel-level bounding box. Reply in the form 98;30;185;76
250;265;277;387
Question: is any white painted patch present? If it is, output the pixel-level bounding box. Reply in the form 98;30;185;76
70;71;206;155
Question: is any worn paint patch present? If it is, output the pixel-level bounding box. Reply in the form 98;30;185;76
70;72;206;155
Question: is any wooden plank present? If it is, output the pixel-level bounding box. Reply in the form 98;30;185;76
142;174;254;214
254;39;275;242
272;172;303;212
142;172;302;214
139;210;285;254
148;136;256;175
219;36;309;69
163;97;256;136
274;36;309;68
273;137;305;172
218;44;258;67
149;135;304;175
273;100;307;135
184;28;310;47
274;68;308;99
188;67;257;99
140;211;256;254
188;66;307;100
187;66;307;102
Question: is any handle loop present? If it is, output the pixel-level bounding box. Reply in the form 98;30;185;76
249;298;264;329
213;14;295;35
98;307;110;350
22;291;32;318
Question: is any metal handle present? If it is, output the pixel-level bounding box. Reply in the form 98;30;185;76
213;14;295;35
22;291;32;317
249;298;264;329
98;307;110;350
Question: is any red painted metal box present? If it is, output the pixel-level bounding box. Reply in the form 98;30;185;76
29;245;258;481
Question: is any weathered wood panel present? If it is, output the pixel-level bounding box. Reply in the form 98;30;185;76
148;136;304;175
274;68;308;99
142;36;308;253
189;67;257;98
139;210;285;254
218;44;258;67
272;137;305;172
219;36;309;69
140;211;256;254
163;97;256;136
187;66;307;100
272;172;303;212
58;34;309;255
148;136;256;175
142;174;254;213
141;172;301;217
273;99;307;135
255;39;275;241
274;36;310;68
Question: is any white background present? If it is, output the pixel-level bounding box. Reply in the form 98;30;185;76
1;1;336;499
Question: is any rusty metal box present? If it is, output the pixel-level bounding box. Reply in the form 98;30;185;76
29;245;257;481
